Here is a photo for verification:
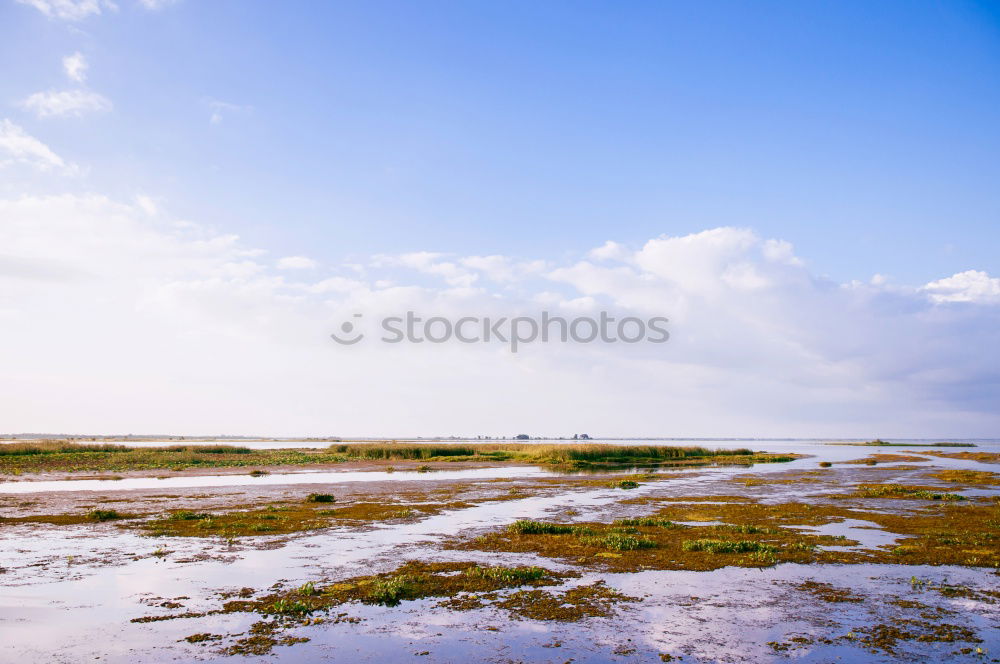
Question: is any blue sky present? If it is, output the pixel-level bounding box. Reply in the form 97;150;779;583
1;1;999;436
3;1;999;283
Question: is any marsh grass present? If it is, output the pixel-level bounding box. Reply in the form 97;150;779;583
924;469;1000;486
0;442;329;474
0;441;794;474
143;500;460;537
87;509;122;522
682;539;777;554
854;484;965;501
583;533;657;551
327;442;778;469
507;520;594;536
613;517;679;528
462;565;546;583
306;493;335;503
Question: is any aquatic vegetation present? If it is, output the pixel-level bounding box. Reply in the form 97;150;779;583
613;517;679;528
0;443;337;474
828;441;975;448
924;469;1000;485
583;533;657;551
614;480;640;489
218;561;569;618
818;461;832;467
843;454;929;464
458;495;1000;570
713;523;780;535
183;633;221;643
297;582;319;596
305;493;335;503
0;441;798;475
852;484;965;501
329;442;796;469
508;519;575;535
459;507;839;571
180;561;632;655
268;598;313;616
795;581;863;603
463;565;547;583
87;509;123;522
494;582;638;621
167;510;210;521
0;510;138;527
682;539;776;554
142;501;456;537
366;574;416;605
851;620;982;655
918;451;1000;464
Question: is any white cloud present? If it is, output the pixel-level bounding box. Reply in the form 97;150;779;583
277;256;318;270
923;270;1000;303
136;0;178;9
21;89;113;118
16;0;116;20
63;52;88;83
135;194;158;215
0;119;76;173
459;255;546;282
0;199;996;437
207;99;251;125
588;240;629;262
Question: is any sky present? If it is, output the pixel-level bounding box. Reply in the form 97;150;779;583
1;0;999;438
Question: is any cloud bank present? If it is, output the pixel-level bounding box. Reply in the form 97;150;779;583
0;191;997;438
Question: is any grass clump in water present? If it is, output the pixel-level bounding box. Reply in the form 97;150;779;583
924;469;1000;486
462;565;546;584
583;533;657;551
508;519;575;535
681;539;776;554
613;517;679;528
168;510;211;521
366;575;415;606
855;484;965;501
306;493;335;503
87;509;122;522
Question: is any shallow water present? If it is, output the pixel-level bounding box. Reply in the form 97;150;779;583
2;440;998;663
4;438;996;495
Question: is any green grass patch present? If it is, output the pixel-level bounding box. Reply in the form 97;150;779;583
681;539;777;554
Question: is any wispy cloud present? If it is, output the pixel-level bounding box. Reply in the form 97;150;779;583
63;52;88;83
0;119;77;174
207;99;252;125
15;0;117;21
277;256;318;270
136;0;179;9
21;89;113;118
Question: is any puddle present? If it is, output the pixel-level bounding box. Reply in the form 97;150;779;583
791;518;908;551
